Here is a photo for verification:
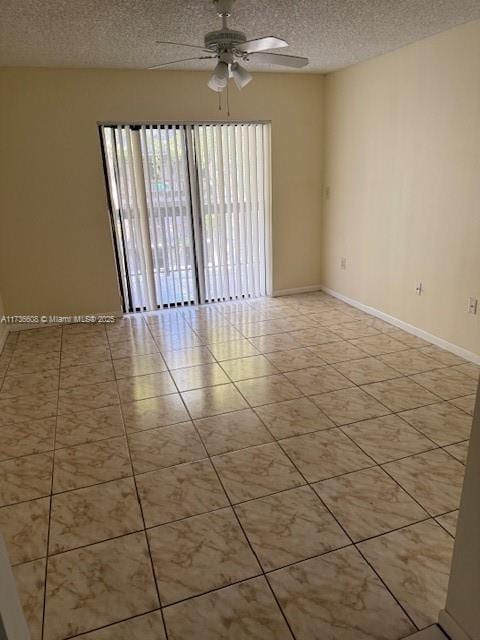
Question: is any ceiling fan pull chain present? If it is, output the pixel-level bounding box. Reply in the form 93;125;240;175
227;81;231;116
218;91;222;111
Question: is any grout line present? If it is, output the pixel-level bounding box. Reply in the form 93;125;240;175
40;322;62;640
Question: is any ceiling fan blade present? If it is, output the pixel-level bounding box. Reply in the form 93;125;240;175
148;56;216;70
156;40;207;50
236;37;288;53
246;52;308;68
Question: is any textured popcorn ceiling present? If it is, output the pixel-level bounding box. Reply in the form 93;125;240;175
1;0;480;72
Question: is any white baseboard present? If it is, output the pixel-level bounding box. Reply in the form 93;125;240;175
272;284;323;297
438;610;471;640
321;286;480;366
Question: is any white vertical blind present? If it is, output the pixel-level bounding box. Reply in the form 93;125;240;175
101;122;271;311
193;123;271;302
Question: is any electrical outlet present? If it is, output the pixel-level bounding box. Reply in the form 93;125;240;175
340;257;347;270
468;297;478;314
415;282;423;296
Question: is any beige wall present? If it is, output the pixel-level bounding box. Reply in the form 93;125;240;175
0;291;6;350
0;69;324;315
322;20;480;356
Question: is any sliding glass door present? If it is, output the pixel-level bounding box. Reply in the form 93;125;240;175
101;122;271;312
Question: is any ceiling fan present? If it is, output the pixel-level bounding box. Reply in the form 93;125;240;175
148;0;309;92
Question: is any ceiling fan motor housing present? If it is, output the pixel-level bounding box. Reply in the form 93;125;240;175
204;29;246;51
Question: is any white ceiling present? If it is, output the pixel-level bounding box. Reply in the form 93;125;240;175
1;0;480;73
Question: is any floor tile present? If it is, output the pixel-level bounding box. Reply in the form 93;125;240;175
59;361;114;389
107;327;153;345
128;422;206;474
0;497;49;564
162;346;215;370
399;402;472;446
235;375;302;407
136;459;228;528
63;323;106;337
57;381;119;414
254;397;334;439
284;365;353;395
279;428;374;482
109;339;159;359
61;333;108;350
195;408;273;455
411;368;477;400
249;333;301;353
155;332;205;351
181;383;248;418
435;511;458;537
419;346;466;367
148;508;260;605
75;611;166;640
450;362;480;380
309;340;368;363
171;363;230;390
44;532;159;640
378;349;443;375
358;520;454;629
444;440;469;464
53;437;131;493
385;329;431;349
311;386;390;425
314;466;427;541
0;417;55;460
117;371;176;402
49;477;143;553
329;320;380;340
268;546;415;640
264;348;326;372
8;350;60;373
13;558;46;640
60;345;111;367
350;334;408;356
0;391;58;426
449;394;476;415
0;452;53;507
308;310;353;326
122;394;189;433
220;355;279;381
196;326;244;344
333;356;400;385
236;486;349;570
212;442;304;503
55;405;125;448
383;449;465;516
0;370;59;398
241;320;287;338
287;326;340;347
163;576;292;640
343;414;435;463
362;377;439;411
206;339;260;361
112;353;167;378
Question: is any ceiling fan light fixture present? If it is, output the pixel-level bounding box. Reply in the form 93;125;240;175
208;60;229;91
231;62;252;89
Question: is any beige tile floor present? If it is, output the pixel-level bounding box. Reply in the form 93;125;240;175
0;291;477;640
